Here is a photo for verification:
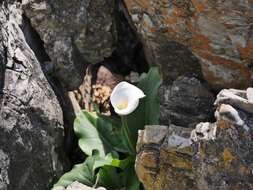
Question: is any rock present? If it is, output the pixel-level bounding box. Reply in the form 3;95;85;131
0;2;68;190
95;65;123;90
160;76;214;127
22;0;116;89
124;71;140;83
215;88;253;114
123;0;253;89
136;88;253;190
52;181;106;190
247;87;253;103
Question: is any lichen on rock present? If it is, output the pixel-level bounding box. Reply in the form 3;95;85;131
136;88;253;190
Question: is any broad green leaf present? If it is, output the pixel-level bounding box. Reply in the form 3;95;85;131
126;67;161;144
94;154;134;171
74;111;128;156
74;111;105;156
125;165;140;190
54;155;96;188
97;166;123;189
96;114;128;153
54;153;132;188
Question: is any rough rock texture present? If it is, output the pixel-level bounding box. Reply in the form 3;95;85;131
22;0;116;89
160;76;214;127
123;0;253;89
0;2;68;190
52;181;106;190
136;88;253;190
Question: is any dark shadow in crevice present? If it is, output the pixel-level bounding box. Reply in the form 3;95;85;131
21;14;51;63
102;0;149;77
0;46;7;108
20;14;81;165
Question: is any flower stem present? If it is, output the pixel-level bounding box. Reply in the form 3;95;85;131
121;116;135;155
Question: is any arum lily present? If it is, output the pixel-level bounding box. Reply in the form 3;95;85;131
110;81;145;155
110;81;145;116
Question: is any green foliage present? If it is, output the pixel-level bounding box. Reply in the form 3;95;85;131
126;67;161;144
54;154;96;187
54;67;161;189
74;112;105;156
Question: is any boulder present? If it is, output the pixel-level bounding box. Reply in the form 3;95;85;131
136;88;253;190
0;2;68;189
123;0;253;89
160;76;214;127
22;0;116;89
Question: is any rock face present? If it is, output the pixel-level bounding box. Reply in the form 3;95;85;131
123;0;253;89
22;0;116;89
160;76;214;127
0;2;67;190
136;88;253;190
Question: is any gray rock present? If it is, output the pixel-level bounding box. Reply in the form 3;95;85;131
160;76;214;127
52;181;106;190
215;88;253;114
247;88;253;103
22;0;116;89
0;2;68;190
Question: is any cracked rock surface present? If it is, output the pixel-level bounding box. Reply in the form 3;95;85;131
136;88;253;190
0;2;68;190
22;0;116;89
123;0;253;90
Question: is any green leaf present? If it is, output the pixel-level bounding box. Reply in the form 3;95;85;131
54;155;96;188
126;67;161;144
96;164;140;190
54;153;133;188
74;111;105;156
94;154;134;170
125;165;140;190
96;114;128;153
74;109;129;156
97;166;123;189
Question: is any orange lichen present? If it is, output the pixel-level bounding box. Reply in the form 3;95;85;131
200;61;250;89
186;21;195;33
248;0;253;4
123;0;134;12
173;7;187;17
190;34;213;52
173;159;192;170
140;152;157;168
191;0;205;12
239;40;253;61
164;16;178;25
223;148;236;168
218;119;231;129
124;0;150;11
239;165;251;175
195;50;251;78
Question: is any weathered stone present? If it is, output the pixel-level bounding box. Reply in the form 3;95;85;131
52;181;106;190
22;0;116;89
0;2;68;189
136;88;253;190
247;87;253;103
215;88;253;114
160;76;214;127
123;0;253;89
95;65;123;90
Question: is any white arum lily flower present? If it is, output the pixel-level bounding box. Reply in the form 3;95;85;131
110;81;145;116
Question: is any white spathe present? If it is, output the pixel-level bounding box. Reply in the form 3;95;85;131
110;81;145;115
